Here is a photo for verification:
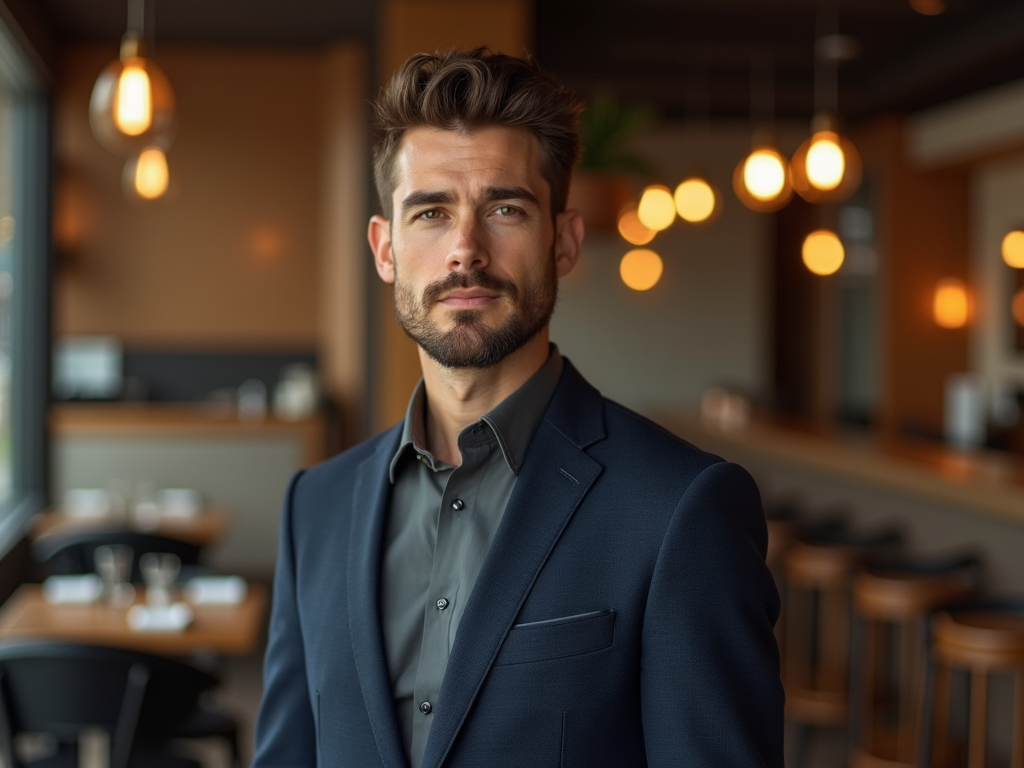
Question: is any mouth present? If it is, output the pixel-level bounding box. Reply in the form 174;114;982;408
437;289;502;309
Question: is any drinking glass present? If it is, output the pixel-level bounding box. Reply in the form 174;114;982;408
94;544;135;607
139;552;181;606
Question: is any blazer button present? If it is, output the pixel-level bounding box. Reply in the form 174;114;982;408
419;701;433;715
436;598;449;611
451;499;465;511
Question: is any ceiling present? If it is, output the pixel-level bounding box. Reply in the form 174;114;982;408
33;0;1024;122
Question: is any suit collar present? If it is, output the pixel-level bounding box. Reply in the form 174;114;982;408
421;362;605;768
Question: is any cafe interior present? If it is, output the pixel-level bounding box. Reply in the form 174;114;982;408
0;0;1023;765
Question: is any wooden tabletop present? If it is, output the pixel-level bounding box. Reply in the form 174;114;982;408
32;508;231;546
0;583;268;657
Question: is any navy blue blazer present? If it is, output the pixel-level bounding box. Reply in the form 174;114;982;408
253;361;784;767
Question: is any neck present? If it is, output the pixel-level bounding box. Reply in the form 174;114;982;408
419;331;550;466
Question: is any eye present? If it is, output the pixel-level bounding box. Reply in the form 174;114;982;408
418;209;444;220
495;205;520;217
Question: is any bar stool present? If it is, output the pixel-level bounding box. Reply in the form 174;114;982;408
920;599;1024;768
783;525;902;768
848;552;982;768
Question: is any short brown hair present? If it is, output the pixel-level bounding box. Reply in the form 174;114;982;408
371;47;582;220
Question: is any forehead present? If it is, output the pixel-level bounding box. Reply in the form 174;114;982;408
392;126;547;199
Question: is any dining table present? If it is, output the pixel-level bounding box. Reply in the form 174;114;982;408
0;582;268;657
31;506;231;547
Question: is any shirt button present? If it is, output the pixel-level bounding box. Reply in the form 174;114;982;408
436;597;449;611
451;499;465;511
419;701;433;715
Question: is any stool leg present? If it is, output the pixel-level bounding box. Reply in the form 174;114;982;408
969;670;988;768
897;620;918;763
1013;670;1024;768
933;662;953;767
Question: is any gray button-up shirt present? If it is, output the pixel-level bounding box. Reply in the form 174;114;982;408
381;346;564;768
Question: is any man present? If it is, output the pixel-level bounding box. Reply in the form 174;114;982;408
254;48;783;767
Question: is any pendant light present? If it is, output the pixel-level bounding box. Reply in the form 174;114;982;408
89;0;176;158
802;228;844;276
123;146;170;200
1002;229;1024;268
674;74;720;225
734;54;792;213
791;16;861;203
636;185;677;231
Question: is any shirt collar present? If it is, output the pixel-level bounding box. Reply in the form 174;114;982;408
388;344;563;482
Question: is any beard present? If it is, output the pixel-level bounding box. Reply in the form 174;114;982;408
393;253;557;369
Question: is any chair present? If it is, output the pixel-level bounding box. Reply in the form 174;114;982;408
782;524;903;768
848;552;982;768
920;599;1024;768
32;530;203;583
0;640;222;768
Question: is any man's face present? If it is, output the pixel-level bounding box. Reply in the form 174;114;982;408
368;126;581;369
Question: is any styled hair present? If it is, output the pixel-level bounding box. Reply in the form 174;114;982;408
371;47;583;220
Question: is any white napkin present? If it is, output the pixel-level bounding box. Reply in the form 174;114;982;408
127;603;194;632
185;576;247;605
42;575;103;604
157;488;202;518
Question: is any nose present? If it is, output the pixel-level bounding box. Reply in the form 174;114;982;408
445;215;489;272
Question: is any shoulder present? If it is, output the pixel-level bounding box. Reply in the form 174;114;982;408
288;423;402;504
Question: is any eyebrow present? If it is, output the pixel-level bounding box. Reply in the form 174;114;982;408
400;186;540;214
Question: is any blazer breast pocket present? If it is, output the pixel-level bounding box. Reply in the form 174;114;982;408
494;610;615;666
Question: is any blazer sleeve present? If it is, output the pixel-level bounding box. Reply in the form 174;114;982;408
252;470;318;768
641;460;784;767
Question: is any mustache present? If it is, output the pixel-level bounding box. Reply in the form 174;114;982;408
422;271;519;305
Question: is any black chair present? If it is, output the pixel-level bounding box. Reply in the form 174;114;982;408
0;641;223;768
31;530;203;583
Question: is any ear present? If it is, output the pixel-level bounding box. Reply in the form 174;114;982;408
553;208;584;278
368;215;396;284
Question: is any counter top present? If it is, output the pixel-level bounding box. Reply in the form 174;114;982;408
659;412;1024;525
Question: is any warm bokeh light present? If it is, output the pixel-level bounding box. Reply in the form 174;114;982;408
805;131;845;191
620;248;663;291
1013;289;1024;327
617;205;656;245
673;178;717;223
129;147;169;200
1002;230;1024;268
637;186;676;231
934;278;969;329
910;0;944;15
742;149;787;202
802;229;845;276
115;63;153;136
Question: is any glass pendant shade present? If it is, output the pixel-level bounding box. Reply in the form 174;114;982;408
791;114;862;204
123;146;169;200
733;130;792;213
1002;230;1024;268
91;33;177;157
619;248;663;291
617;204;656;245
934;278;969;329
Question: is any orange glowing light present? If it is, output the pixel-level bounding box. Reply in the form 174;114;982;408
619;248;663;291
637;186;676;231
802;230;844;276
1012;289;1024;327
673;178;717;223
934;278;969;329
617;205;656;245
1002;230;1024;268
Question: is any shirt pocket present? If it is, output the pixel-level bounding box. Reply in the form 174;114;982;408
494;609;615;666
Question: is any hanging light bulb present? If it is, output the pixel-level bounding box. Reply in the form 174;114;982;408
637;185;676;231
123;146;169;200
733;129;793;213
90;4;176;157
674;176;719;224
791;114;861;203
802;229;844;275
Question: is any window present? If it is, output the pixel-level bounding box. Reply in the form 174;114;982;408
0;11;51;550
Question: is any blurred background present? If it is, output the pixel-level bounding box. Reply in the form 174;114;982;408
1;0;1024;766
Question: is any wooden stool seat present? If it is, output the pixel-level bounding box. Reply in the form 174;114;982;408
922;600;1024;768
849;554;980;768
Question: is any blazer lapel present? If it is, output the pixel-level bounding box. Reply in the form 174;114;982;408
348;431;409;768
421;363;606;768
